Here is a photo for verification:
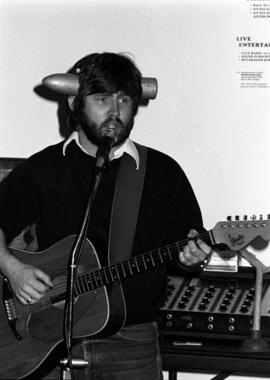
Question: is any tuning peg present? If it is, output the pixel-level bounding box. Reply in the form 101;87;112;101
227;216;232;221
251;215;257;220
268;214;270;220
243;215;248;220
259;214;263;220
235;215;240;221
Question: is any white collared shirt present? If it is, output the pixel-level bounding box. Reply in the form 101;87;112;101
63;131;139;169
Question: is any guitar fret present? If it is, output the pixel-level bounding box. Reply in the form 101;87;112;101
111;266;120;281
134;258;140;272
108;267;114;282
127;261;133;275
145;255;152;266
91;274;98;289
100;270;109;285
81;277;89;293
75;278;83;295
85;275;94;291
130;259;139;274
79;277;87;293
121;262;127;278
74;282;79;297
166;246;172;260
92;272;103;289
150;254;155;267
98;274;104;287
158;248;164;264
142;255;147;270
176;241;182;254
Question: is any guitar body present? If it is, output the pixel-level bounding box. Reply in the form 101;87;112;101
0;236;126;379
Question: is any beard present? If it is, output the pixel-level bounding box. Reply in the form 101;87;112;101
77;112;135;148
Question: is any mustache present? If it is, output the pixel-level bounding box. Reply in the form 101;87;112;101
103;116;123;127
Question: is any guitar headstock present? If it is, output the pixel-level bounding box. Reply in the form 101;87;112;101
211;215;270;251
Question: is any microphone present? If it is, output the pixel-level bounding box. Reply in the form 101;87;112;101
96;135;116;168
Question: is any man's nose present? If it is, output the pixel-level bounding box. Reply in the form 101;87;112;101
108;97;120;117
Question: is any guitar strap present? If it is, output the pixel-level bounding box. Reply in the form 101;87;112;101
108;143;147;266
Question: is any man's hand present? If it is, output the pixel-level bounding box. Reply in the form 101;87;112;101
0;229;53;305
4;258;53;305
179;229;212;267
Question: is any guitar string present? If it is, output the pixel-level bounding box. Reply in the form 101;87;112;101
46;231;211;299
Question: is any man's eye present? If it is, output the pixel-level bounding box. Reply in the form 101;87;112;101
120;96;131;104
97;96;109;103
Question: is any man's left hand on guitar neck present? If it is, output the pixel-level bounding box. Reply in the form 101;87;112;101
179;229;212;269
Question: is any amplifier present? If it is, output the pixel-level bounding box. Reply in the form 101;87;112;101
157;271;270;340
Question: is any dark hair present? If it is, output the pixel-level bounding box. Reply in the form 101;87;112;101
69;52;142;122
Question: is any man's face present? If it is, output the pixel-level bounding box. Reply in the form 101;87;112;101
77;91;135;146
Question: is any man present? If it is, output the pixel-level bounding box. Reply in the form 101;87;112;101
0;52;212;379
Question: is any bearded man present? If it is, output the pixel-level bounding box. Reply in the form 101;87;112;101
0;52;212;379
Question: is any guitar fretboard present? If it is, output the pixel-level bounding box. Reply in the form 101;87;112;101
74;232;211;296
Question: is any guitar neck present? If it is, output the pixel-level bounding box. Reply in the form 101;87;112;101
75;230;212;296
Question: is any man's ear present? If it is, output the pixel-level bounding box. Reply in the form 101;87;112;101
68;96;76;111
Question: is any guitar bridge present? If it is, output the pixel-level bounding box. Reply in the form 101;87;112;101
3;278;22;340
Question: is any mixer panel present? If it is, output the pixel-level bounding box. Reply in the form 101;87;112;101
158;274;270;338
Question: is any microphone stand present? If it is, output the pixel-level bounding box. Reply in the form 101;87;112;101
61;149;110;380
239;248;270;352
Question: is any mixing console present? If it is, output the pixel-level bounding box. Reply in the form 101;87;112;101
158;274;270;339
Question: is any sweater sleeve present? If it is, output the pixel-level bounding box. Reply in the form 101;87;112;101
158;159;206;274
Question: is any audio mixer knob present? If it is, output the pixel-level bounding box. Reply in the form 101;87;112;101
223;298;230;305
181;295;189;302
243;300;251;307
177;301;186;309
240;305;248;313
246;291;254;300
219;304;228;312
168;284;175;291
202;296;210;302
199;302;207;310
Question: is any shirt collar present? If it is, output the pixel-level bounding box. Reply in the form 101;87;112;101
63;131;139;169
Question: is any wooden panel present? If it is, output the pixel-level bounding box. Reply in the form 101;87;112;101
0;157;37;251
0;157;25;183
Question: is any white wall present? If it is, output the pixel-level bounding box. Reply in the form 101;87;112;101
1;1;270;378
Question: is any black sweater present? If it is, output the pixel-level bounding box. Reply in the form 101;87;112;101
0;140;204;325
